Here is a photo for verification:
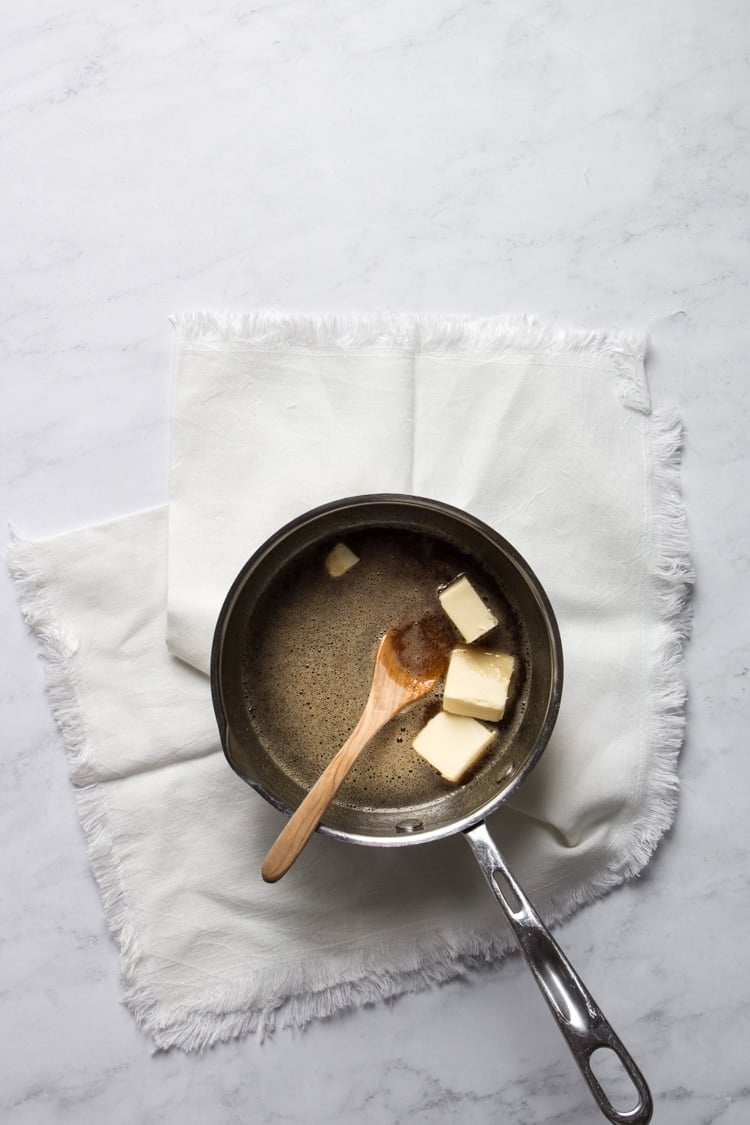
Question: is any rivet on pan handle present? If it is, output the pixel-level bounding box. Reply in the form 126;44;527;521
465;821;653;1125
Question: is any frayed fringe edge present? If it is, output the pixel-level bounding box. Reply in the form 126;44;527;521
7;530;94;786
171;310;649;410
625;409;693;869
144;926;521;1051
586;408;693;891
5;532;162;1038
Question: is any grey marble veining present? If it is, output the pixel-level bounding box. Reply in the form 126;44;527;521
2;2;749;1123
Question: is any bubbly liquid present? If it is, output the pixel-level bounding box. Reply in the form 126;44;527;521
242;527;528;811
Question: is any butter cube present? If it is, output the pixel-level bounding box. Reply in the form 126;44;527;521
413;711;496;783
438;575;498;642
324;541;359;577
443;646;515;722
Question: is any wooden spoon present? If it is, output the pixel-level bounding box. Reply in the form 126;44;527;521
261;614;453;883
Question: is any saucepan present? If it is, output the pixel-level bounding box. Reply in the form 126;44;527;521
211;494;653;1125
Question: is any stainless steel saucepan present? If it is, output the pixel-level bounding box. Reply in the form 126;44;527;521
211;494;653;1125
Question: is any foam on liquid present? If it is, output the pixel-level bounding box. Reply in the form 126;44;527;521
242;527;528;811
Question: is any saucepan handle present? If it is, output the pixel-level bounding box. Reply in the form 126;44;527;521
464;821;653;1125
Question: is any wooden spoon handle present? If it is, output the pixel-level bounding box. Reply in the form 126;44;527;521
261;711;381;883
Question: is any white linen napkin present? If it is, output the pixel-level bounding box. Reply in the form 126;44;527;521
8;312;692;1051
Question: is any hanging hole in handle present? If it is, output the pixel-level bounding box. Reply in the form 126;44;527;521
491;867;523;916
589;1046;643;1115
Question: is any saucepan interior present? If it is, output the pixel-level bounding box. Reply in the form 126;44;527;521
211;494;562;846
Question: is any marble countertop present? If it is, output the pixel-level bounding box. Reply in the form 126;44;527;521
2;3;748;1123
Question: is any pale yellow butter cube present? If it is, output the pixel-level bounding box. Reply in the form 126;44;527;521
413;711;496;783
443;646;515;722
438;574;498;642
324;541;359;578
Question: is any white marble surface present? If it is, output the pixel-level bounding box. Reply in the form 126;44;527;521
2;2;748;1122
